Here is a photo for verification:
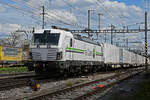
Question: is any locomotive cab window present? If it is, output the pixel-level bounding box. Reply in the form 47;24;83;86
33;33;60;45
46;33;60;45
70;39;73;47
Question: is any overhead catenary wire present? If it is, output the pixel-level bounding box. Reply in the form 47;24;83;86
0;1;60;30
61;0;88;15
40;0;86;29
0;0;81;29
60;0;101;28
13;0;121;29
30;0;86;28
95;0;125;27
2;0;148;31
95;0;115;18
1;1;85;29
94;0;142;28
100;0;127;26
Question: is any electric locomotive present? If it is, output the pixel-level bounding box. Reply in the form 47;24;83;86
30;28;104;75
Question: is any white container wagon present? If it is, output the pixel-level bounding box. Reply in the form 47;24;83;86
103;43;123;68
103;43;145;68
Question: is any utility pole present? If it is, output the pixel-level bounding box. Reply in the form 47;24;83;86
40;6;47;29
88;10;94;38
32;27;35;33
111;24;113;45
98;13;103;30
126;38;128;50
97;13;103;39
105;31;106;43
111;24;115;45
32;27;35;44
144;0;148;72
145;3;148;72
88;10;90;30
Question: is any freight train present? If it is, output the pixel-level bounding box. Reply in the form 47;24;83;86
30;28;147;76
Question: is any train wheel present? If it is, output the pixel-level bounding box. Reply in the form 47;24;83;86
35;67;42;75
63;69;68;78
92;66;97;73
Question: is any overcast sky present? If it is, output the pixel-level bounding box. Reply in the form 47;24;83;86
0;0;149;49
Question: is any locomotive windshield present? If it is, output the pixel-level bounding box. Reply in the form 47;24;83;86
34;33;60;45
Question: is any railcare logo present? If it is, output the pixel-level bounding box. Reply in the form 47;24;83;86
2;47;20;57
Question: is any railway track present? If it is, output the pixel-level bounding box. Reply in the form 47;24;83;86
73;70;142;100
0;68;125;92
0;79;28;91
0;70;114;92
6;67;144;100
0;71;52;91
0;72;34;78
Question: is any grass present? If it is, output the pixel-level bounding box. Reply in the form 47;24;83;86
0;67;28;74
66;81;73;87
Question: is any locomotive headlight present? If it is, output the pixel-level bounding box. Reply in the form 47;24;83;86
34;63;40;67
29;52;33;59
57;52;62;60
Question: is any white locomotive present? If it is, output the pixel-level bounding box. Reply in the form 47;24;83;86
30;27;146;75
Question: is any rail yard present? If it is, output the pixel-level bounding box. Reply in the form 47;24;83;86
0;67;145;99
0;0;150;100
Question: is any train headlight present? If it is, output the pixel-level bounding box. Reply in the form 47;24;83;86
29;52;33;59
57;52;62;60
34;63;40;67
